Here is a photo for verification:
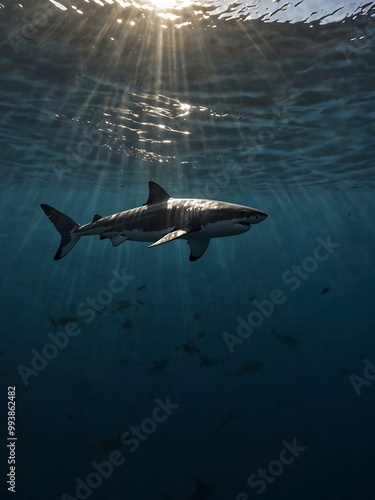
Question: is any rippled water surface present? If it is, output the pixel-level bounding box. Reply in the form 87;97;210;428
0;1;374;499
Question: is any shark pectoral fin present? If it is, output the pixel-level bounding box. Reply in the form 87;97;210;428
187;238;210;262
109;235;128;247
99;233;127;246
149;229;189;248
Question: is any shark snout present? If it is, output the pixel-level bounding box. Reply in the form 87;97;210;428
251;210;268;223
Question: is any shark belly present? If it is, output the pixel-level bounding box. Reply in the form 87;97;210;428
189;221;251;238
123;227;175;243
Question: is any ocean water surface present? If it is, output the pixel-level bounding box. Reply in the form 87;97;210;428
0;0;374;499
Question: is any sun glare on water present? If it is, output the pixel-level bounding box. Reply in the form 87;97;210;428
149;0;177;9
146;0;194;11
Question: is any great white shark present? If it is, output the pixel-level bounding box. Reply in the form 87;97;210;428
41;181;268;262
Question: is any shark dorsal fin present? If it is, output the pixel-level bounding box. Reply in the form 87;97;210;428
92;214;103;223
144;181;171;205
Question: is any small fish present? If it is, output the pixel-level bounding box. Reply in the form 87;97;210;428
187;479;216;499
197;330;206;338
149;358;173;374
320;287;330;295
236;361;264;376
50;316;77;329
176;341;201;356
192;312;201;321
199;355;220;368
137;284;147;291
89;433;129;455
119;358;131;365
137;299;145;305
220;413;238;426
157;493;170;500
97;435;123;451
348;212;351;217
272;329;298;346
112;300;132;314
122;319;134;330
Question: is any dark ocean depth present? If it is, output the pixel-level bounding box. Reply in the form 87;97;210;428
0;1;374;499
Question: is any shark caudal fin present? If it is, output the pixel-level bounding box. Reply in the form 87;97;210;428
40;204;81;260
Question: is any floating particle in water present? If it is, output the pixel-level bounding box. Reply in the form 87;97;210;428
272;329;298;346
199;355;220;368
122;319;134;329
50;316;77;329
119;358;131;365
176;341;201;356
236;361;264;375
320;287;330;295
149;357;173;374
220;413;238;426
192;312;201;320
112;300;132;314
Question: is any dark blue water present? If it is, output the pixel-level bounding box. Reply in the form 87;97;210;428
1;1;375;499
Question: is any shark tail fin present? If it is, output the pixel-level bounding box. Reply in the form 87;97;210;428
40;204;81;260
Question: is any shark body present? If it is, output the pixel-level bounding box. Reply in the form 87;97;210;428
41;181;267;262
